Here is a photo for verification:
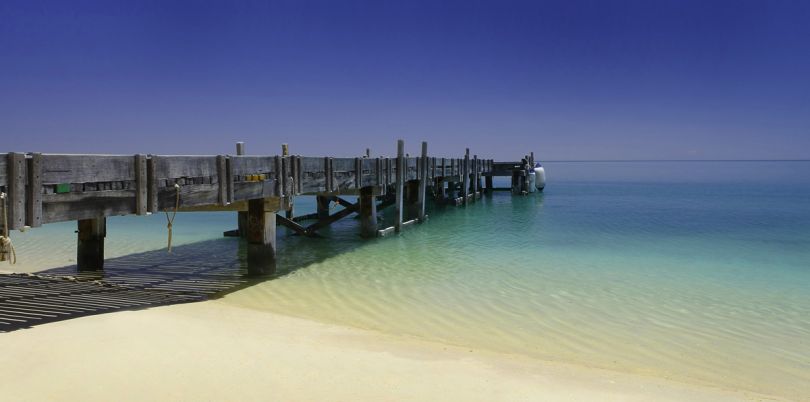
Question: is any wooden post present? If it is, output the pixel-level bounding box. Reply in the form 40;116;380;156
246;199;277;276
472;155;481;200
146;155;158;214
235;142;248;237
134;154;147;216
358;186;377;238
77;218;105;271
26;153;43;227
485;175;493;194
394;139;404;232
6;153;25;230
462;149;470;205
216;155;228;206
405;180;420;220
417;141;428;221
316;195;331;219
436;177;445;200
283;145;294;219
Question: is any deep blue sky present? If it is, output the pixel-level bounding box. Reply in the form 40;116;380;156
1;0;808;160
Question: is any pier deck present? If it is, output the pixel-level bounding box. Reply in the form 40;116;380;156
1;140;536;274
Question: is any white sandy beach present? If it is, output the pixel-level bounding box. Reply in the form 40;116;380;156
0;300;776;402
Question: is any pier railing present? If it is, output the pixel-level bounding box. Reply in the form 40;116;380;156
1;140;535;274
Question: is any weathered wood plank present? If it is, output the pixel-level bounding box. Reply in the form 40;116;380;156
147;156;158;213
326;157;334;192
41;155;134;184
134;155;147;215
229;156;276;176
462;149;470;206
359;157;378;188
157;184;219;210
7;153;26;230
42;191;135;223
216;155;227;206
295;156;303;194
274;156;283;196
0;154;7;187
418;142;428;221
27;153;43;227
155;156;218;180
354;157;362;188
226;156;234;204
233;180;279;201
395;140;404;232
490;161;523;176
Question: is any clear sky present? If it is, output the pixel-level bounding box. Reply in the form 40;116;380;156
1;0;808;160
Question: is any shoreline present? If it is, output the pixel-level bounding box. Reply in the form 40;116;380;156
0;300;780;401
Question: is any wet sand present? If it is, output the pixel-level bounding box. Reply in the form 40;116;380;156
0;300;775;402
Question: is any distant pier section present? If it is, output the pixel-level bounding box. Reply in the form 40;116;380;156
0;140;539;274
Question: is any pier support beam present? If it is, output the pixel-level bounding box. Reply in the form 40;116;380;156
246;199;277;276
462;149;470;205
405;180;420;220
418;141;428;221
77;218;106;272
235;142;248;237
435;178;445;200
316;195;331;219
485;176;493;194
358;187;378;238
395;139;405;233
472;155;479;199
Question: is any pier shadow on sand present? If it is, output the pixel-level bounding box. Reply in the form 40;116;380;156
0;227;370;332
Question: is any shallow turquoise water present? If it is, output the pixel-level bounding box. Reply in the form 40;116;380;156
7;161;810;398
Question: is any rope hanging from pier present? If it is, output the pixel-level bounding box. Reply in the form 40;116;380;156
165;184;181;253
0;193;17;265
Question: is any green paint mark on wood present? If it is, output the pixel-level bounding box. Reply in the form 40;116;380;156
56;183;71;193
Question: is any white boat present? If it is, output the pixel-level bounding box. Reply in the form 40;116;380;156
534;163;545;191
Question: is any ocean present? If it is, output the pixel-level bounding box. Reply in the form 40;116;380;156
5;161;810;399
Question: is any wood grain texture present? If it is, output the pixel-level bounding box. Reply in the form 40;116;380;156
26;153;43;227
7;153;26;230
41;154;134;184
155;156;218;180
134;155;148;215
0;154;7;187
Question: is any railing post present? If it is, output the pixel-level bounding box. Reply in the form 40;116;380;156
462;149;470;206
395;140;404;232
418;141;428;221
236;142;248;237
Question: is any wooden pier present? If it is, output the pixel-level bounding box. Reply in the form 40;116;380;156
1;140;537;275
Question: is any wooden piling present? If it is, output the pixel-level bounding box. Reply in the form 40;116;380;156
316;195;331;219
462;149;470;206
472;155;479;199
283;145;294;220
405;180;420;220
77;217;105;271
358;186;377;238
246;199;277;275
395;140;404;233
236;142;247;237
418;141;428;221
26;153;42;227
6;153;25;230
